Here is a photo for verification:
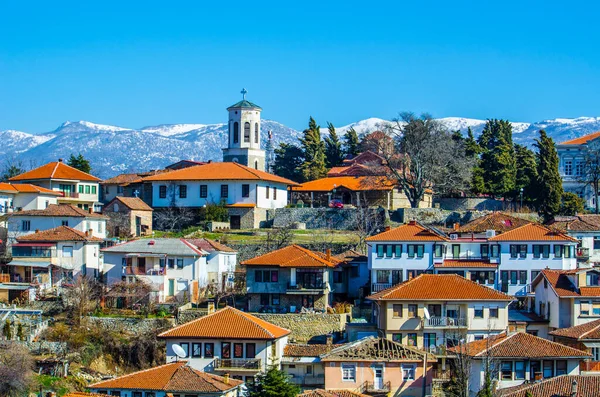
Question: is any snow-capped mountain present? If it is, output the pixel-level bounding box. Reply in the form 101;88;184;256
2;116;600;179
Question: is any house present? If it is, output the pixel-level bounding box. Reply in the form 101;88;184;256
101;238;210;303
158;306;290;382
89;361;244;397
102;196;153;238
297;390;368;397
9;159;102;211
332;250;369;301
366;219;578;297
507;309;550;339
282;342;342;388
0;183;61;213
320;336;434;396
185;238;237;289
367;274;512;349
455;212;532;234
6;204;107;241
531;268;600;331
241;245;340;312
496;374;600;397
451;332;590;395
166;159;208;170
0;226;103;301
548;214;600;265
142;162;297;229
550;319;600;373
557;131;600;209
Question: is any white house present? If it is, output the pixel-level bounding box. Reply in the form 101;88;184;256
548;214;600;265
6;204;107;241
158;306;290;383
0;183;60;214
9;159;102;211
101;238;211;303
185;238;237;288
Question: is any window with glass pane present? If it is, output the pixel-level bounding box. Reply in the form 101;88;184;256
489;307;499;318
271;294;280;306
491;244;500;257
519;271;527;285
592;347;600;361
271;270;278;282
255;270;263;282
176;258;184;269
587;273;600;286
220;184;228;198
392;270;402;284
200;184;207;198
533;245;541;258
394;244;402;257
192;343;202;357
393;304;403;317
416;245;424;258
204;343;214;358
377;270;390;284
408;304;417;318
234;343;244;358
531;270;540;282
407;245;416;258
179;185;187;198
392;333;402;342
593;301;600;315
564;160;573;175
474;307;484;318
542;245;550;258
543;361;553;378
519;245;527;258
168;258;175;268
555;360;567;376
515;361;525;379
222;342;231;359
434;244;443;257
509;271;517;285
242;184;250;198
180;343;189;357
402;364;415;380
407;333;417;346
554;245;563;257
501;361;513;380
452;244;460;258
386;245;393;258
260;294;269;306
510;245;518;258
377;245;384;258
342;364;356;381
246;343;256;358
481;244;489;258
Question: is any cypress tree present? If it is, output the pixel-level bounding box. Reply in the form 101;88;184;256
535;129;563;220
514;144;538;205
299;117;327;182
272;143;304;182
464;127;481;158
324;122;344;168
343;127;360;158
478;119;516;198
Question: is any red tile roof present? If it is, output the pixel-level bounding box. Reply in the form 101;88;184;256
451;332;590;358
532;269;600;298
298;390;370;397
457;212;531;233
241;245;339;268
293;176;395;192
488;222;578;242
9;161;100;182
498;375;600;397
559;131;600;145
105;196;153;211
367;274;512;301
185;238;236;253
365;221;447;242
142;161;298;185
101;173;143;185
550;319;600;340
158;306;290;340
548;215;600;232
90;362;243;392
13;204;107;218
0;183;61;196
16;226;103;242
434;259;498;268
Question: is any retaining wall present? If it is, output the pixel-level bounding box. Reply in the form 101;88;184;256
267;208;387;230
397;208;540;226
85;317;175;334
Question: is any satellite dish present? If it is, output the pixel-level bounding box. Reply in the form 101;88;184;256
172;344;187;360
423;307;431;320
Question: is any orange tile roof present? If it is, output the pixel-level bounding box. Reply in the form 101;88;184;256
293;176;394;192
434;259;498;268
0;183;62;195
298;390;370;397
457;212;531;233
9;161;100;182
225;203;256;208
532;269;600;298
365;221;447;242
158;306;290;340
559;131;600;145
550;319;600;340
367;274;513;301
64;393;110;397
142;161;299;185
451;332;590;358
106;196;153;211
241;244;338;268
487;223;578;242
16;225;103;242
498;375;600;397
13;204;107;218
90;361;243;392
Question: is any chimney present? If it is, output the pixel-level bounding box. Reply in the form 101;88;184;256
88;208;93;214
85;230;89;237
407;221;416;226
89;228;93;236
223;373;230;385
326;249;331;262
326;334;333;345
385;225;392;231
58;158;63;163
571;380;578;397
35;229;39;234
453;223;460;231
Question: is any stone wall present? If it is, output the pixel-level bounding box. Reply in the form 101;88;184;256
267;208;386;230
397;208;540;227
85;317;175;334
433;197;507;211
177;309;209;324
252;313;348;343
21;341;67;355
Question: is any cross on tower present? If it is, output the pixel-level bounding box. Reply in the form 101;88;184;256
241;88;247;100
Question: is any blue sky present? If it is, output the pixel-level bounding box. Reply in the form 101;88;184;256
1;0;599;133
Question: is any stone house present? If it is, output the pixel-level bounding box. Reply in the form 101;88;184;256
103;196;153;237
241;244;340;312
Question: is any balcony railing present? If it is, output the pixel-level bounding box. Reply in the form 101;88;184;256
287;282;325;290
288;374;325;386
360;380;391;394
424;316;467;327
213;358;261;371
576;247;590;260
371;283;392;292
125;266;166;276
60;191;79;198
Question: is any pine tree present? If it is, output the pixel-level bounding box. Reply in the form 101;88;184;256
247;365;300;397
272;143;304;182
478;119;516;198
514;144;538;205
299;117;327;182
464;127;481;158
67;153;92;174
560;192;585;215
535;129;563;220
343;127;360;158
324;122;344;168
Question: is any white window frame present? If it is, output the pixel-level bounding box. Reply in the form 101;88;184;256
62;246;73;258
402;364;415;381
341;363;356;382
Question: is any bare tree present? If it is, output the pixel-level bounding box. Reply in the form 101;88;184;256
579;147;600;214
0;342;35;396
0;157;25;182
154;205;195;232
351;205;385;253
196;273;246;308
264;224;294;251
381;113;473;207
62;275;101;326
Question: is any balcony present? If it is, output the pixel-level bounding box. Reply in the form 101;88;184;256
287;282;326;294
359;380;391;394
125;266;165;276
371;283;392;292
289;374;325;386
59;191;80;199
576;247;590;261
424;316;467;328
213;358;261;371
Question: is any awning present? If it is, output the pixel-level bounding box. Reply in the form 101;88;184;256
12;243;54;247
7;260;51;268
0;284;32;290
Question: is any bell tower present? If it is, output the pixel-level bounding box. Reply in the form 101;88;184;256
222;88;266;171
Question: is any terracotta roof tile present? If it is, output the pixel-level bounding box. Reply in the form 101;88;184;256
365;222;447;242
64;393;110;397
498;375;600;397
90;362;243;392
333;249;367;263
101;173;144;185
321;337;430;362
549;215;600;232
532;269;600;298
284;343;343;357
13;204;107;218
241;245;338;268
457;213;531;233
9;161;100;182
367;274;513;301
185;238;236;253
105;197;153;211
451;332;590;358
488;223;578;242
298;389;370;397
559;131;600;145
434;259;498;268
550;319;600;340
158;306;290;340
293;176;394;192
142;162;299;185
17;225;103;242
0;183;62;195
